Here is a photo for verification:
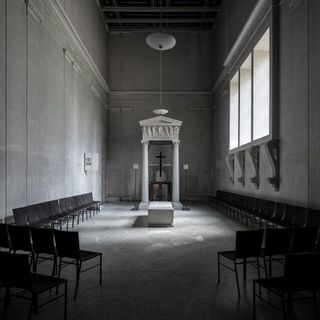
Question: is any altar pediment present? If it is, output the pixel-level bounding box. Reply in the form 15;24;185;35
139;115;182;143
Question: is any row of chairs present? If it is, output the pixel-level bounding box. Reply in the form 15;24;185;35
218;229;320;319
0;224;102;300
218;227;319;298
12;192;102;230
210;190;320;229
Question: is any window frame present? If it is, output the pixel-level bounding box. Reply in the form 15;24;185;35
228;11;278;153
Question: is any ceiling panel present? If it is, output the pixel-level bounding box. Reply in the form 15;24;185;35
99;0;224;32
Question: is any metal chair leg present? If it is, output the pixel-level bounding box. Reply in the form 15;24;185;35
64;282;68;320
217;253;220;284
234;261;241;298
99;254;102;286
74;261;81;299
253;281;256;320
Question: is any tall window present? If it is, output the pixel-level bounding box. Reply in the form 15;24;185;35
229;29;270;150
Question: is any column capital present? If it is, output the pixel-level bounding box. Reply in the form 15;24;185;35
141;140;149;145
172;140;180;145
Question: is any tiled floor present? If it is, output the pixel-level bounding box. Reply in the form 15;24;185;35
1;202;316;319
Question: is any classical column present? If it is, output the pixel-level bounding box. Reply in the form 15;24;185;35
172;141;180;203
141;141;149;204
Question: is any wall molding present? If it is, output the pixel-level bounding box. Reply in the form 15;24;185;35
28;0;109;105
46;0;109;92
211;0;273;99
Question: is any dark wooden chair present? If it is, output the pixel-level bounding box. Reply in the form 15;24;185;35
260;228;293;277
0;223;11;252
0;252;68;320
30;227;57;275
54;230;102;299
218;229;264;297
290;227;318;253
253;253;320;320
12;207;28;226
8;225;35;270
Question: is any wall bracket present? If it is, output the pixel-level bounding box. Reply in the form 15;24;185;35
236;151;245;187
249;146;260;189
226;154;235;185
265;140;279;191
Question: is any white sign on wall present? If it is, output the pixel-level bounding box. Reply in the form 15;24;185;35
84;153;99;172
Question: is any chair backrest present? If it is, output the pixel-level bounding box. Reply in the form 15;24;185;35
50;200;61;216
235;229;264;259
43;201;54;218
26;205;39;224
305;209;320;228
88;192;94;202
254;199;267;215
74;195;82;208
83;194;90;205
244;197;256;212
12;207;28;226
0;223;11;250
264;200;276;218
35;203;47;220
0;252;31;290
70;197;79;210
290;227;318;253
264;228;293;256
54;230;80;259
59;198;70;213
285;253;320;292
30;227;56;255
8;225;33;252
85;193;92;204
272;202;286;220
292;206;308;226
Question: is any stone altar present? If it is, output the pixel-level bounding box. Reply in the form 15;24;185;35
148;201;174;226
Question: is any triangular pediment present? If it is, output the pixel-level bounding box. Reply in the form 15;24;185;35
139;115;182;127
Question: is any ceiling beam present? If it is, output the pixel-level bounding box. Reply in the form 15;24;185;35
107;26;215;33
105;18;215;24
102;6;220;13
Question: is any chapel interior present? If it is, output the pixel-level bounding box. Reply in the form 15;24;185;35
1;0;320;319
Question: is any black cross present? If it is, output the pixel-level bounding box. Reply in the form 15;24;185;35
156;152;166;177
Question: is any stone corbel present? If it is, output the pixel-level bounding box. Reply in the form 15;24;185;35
236;151;245;187
265;140;279;191
226;154;235;185
249;146;260;189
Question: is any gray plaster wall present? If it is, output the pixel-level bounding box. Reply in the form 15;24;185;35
107;32;214;91
0;0;107;220
213;0;320;208
107;94;214;201
58;0;107;80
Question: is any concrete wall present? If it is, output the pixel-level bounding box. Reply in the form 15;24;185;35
107;94;214;201
58;0;107;80
107;32;214;91
213;0;320;208
106;32;214;200
0;0;107;220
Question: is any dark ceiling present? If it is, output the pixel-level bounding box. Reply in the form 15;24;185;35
98;0;223;33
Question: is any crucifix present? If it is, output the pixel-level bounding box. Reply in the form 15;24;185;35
156;152;166;177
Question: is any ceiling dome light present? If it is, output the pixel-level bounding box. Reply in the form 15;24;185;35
153;109;168;115
146;32;176;51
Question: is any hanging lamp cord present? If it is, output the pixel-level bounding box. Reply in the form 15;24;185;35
159;0;163;107
159;49;162;107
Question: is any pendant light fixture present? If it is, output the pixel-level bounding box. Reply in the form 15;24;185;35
145;0;176;115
